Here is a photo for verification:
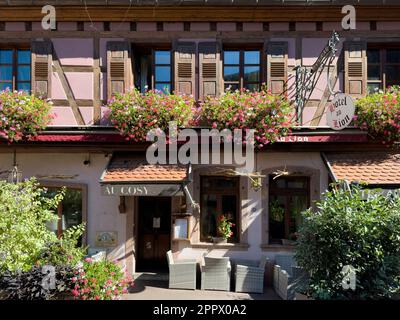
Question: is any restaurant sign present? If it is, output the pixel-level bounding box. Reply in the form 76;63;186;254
326;94;355;131
101;184;183;196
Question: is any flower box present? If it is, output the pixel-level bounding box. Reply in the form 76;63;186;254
212;237;227;244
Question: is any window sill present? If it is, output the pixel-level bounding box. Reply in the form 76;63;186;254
190;242;249;250
261;244;296;251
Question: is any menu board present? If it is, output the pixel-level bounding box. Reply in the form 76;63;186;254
173;218;189;240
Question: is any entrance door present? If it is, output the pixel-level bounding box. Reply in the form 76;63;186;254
137;197;171;272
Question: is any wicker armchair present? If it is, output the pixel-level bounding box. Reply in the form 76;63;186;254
166;250;197;290
273;254;304;300
234;256;268;293
200;256;231;291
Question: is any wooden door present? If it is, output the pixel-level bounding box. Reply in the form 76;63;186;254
137;197;171;271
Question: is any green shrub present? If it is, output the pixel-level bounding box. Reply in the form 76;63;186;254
38;224;87;267
295;185;400;299
0;90;53;142
0;179;63;273
354;86;400;145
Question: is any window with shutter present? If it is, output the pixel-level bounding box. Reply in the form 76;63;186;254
107;41;132;99
174;41;196;96
366;45;400;93
199;42;221;100
31;41;52;98
344;41;367;98
132;45;172;94
223;48;261;91
266;42;288;95
0;47;31;92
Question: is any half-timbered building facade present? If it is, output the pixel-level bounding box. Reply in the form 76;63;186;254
0;1;399;280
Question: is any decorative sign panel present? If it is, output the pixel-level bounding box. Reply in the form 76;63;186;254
95;231;117;247
326;94;355;131
101;184;183;196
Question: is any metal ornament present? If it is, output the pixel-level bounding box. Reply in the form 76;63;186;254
292;32;340;123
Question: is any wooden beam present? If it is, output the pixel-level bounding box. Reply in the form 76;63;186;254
93;36;101;125
52;65;95;72
0;6;399;22
51;43;85;125
51;99;95;107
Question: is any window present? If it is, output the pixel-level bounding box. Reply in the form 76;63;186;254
269;176;309;244
133;46;172;94
367;46;400;93
44;187;85;245
154;50;172;93
0;48;31;92
200;176;240;243
223;49;261;91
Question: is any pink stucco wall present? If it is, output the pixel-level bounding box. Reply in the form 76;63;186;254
302;107;317;126
50;107;77;126
51;73;67;100
310;70;341;101
5;22;25;31
322;22;342;31
377;21;400;30
79;107;94;125
110;22;130;31
243;23;263;32
137;22;157;32
270;22;289;31
355;22;370;31
52;38;93;66
65;72;94;100
217;22;236;32
302;38;328;66
84;22;103;31
190;22;210;31
302;106;327;127
296;22;316;31
164;22;184;32
57;22;77;31
32;22;43;31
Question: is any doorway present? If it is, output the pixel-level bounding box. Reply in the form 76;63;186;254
137;197;171;272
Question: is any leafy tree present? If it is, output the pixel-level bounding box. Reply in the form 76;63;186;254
0;178;64;273
295;185;400;299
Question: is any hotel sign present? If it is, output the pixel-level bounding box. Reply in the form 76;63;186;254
326;94;355;131
101;184;183;196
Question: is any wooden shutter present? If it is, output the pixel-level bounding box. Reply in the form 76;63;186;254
31;41;52;98
344;41;367;98
198;42;221;100
107;41;132;99
174;41;196;96
266;42;288;95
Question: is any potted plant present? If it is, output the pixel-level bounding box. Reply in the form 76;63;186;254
213;215;235;244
